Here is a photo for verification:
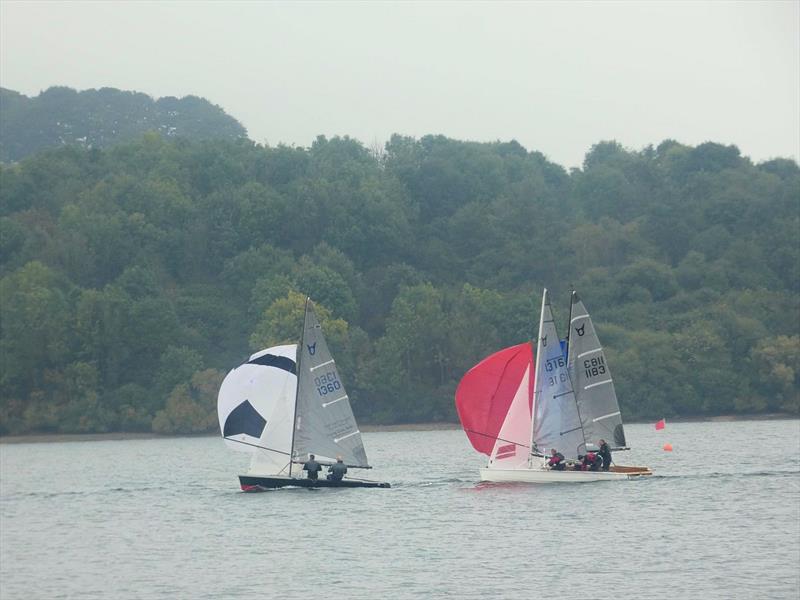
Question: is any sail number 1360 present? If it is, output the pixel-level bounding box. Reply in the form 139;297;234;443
314;371;341;396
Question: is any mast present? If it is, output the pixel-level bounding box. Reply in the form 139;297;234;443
567;290;588;454
288;296;309;478
528;288;547;465
565;288;573;363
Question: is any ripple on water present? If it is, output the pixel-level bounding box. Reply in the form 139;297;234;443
1;422;799;600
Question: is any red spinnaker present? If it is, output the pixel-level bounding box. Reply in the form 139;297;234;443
455;343;534;456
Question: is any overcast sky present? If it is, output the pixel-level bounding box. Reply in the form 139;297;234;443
1;1;797;168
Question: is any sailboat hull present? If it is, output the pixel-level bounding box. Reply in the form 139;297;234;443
239;474;391;491
479;465;652;483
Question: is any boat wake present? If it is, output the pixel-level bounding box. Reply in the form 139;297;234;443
651;469;800;480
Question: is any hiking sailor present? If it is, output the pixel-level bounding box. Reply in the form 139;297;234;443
597;439;612;471
302;454;322;480
327;456;348;482
546;448;566;471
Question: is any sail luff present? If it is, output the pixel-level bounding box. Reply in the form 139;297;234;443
288;298;309;477
565;289;573;364
529;288;548;461
565;290;588;454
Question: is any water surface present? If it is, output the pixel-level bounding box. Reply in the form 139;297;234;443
2;420;799;599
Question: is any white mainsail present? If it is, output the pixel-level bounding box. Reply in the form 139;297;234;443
293;299;369;467
531;289;585;460
567;291;627;449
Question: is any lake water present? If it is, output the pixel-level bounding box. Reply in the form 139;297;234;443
1;420;799;599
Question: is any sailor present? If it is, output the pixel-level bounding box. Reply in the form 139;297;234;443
597;439;612;471
582;450;601;471
546;448;566;471
327;456;348;482
302;454;322;480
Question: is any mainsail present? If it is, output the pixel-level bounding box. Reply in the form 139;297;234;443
531;289;585;459
292;299;369;467
455;343;533;467
567;291;627;449
217;344;298;475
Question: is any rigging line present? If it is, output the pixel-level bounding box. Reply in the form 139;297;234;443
289;298;308;478
291;459;373;470
223;436;290;456
566;290;588;450
465;429;530;449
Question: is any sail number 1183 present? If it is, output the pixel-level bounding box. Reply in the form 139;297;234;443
583;355;606;378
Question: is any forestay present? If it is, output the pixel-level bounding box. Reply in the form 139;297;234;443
532;289;585;459
293;300;369;467
567;292;627;449
217;344;298;475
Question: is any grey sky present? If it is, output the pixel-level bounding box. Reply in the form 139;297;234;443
1;1;797;168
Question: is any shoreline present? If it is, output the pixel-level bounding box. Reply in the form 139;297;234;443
0;414;796;445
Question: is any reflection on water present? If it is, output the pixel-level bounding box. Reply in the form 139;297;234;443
2;420;799;599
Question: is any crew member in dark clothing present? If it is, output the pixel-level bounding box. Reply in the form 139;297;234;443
302;454;322;480
597;439;612;471
547;448;566;471
582;451;601;471
327;456;347;482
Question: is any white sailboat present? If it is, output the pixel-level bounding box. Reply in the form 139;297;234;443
456;289;651;483
217;297;390;490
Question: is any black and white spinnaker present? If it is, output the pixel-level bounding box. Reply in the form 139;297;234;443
217;297;390;490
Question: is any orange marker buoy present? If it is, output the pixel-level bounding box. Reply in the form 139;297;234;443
663;443;673;452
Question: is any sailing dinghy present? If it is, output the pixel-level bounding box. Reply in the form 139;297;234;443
217;297;390;490
455;289;651;483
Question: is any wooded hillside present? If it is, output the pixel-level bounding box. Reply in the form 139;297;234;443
1;132;797;434
0;86;247;163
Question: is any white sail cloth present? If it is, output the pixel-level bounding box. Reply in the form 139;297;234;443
567;292;627;449
217;344;297;475
532;289;585;459
293;301;369;467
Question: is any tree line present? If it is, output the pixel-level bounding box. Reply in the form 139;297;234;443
1;132;797;434
0;86;247;163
